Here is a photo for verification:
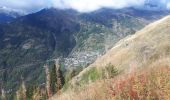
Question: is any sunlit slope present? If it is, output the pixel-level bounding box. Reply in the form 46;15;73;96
51;15;170;100
77;15;170;78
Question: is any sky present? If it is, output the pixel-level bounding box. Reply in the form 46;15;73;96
0;0;170;13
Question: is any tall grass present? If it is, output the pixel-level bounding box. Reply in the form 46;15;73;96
107;65;170;100
51;63;170;100
79;64;118;84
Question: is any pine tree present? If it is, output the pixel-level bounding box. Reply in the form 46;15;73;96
32;87;41;100
44;64;52;97
1;88;6;100
56;65;65;92
26;85;35;99
21;80;27;100
16;77;27;100
50;64;57;94
55;59;65;92
49;59;65;95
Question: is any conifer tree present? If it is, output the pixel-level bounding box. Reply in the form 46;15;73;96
1;88;6;100
21;80;27;100
32;87;41;100
44;64;52;97
26;85;35;99
50;64;57;94
49;59;65;95
56;65;65;92
16;77;27;100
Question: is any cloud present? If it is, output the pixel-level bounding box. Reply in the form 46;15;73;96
0;0;170;13
51;0;146;12
167;3;170;9
0;0;50;13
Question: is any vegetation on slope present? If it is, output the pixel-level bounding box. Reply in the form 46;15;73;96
112;62;170;100
50;15;170;100
1;8;170;99
79;64;118;85
51;59;170;100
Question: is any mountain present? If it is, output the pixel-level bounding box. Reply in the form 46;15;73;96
137;0;168;11
0;8;170;97
65;8;170;67
0;8;80;93
75;15;170;78
52;15;170;100
0;6;24;23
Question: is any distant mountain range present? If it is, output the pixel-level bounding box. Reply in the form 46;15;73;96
0;6;25;23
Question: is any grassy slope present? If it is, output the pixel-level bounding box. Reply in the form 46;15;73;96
52;59;170;100
75;15;170;80
51;15;170;100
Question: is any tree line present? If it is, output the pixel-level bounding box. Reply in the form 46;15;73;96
1;59;65;100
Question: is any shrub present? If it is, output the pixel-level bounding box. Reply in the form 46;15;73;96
104;64;118;78
80;64;118;84
80;67;102;84
108;65;170;100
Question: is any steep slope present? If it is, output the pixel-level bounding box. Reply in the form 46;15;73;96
76;15;170;82
52;15;170;100
0;8;170;97
89;15;170;70
0;8;80;93
0;13;15;23
64;8;170;67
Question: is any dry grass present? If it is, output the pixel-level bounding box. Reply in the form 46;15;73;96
50;16;170;100
51;58;170;100
72;15;170;84
110;61;170;100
